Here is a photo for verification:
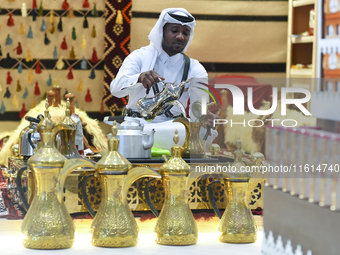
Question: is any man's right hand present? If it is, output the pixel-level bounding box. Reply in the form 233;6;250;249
138;71;165;89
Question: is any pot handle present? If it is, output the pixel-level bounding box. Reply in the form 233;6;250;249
144;178;159;217
27;130;37;152
16;166;30;211
208;180;222;219
81;174;97;218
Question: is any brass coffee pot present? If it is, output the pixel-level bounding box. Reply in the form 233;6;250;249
173;117;205;158
145;130;201;245
82;121;161;247
55;98;81;159
209;139;260;243
20;101;96;249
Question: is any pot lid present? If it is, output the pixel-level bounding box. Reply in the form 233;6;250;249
96;121;132;173
119;116;143;130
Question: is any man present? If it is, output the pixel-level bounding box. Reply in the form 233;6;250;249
110;8;217;150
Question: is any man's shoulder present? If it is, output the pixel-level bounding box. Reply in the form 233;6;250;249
186;55;207;77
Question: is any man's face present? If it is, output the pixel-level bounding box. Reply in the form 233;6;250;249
162;23;191;56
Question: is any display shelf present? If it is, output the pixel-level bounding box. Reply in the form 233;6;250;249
286;0;317;93
291;35;314;43
290;68;313;76
292;0;315;7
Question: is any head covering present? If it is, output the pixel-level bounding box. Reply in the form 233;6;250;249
148;8;196;54
141;8;195;73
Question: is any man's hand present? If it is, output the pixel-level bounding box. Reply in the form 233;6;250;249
202;111;219;131
138;70;165;89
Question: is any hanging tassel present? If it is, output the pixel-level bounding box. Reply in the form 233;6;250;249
0;45;2;57
100;100;104;114
4;88;11;98
38;1;44;16
61;36;68;50
35;60;42;74
48;22;55;34
52;78;58;87
16;80;22;92
91;25;96;38
75;100;78;108
31;99;36;108
14;42;23;55
32;0;37;9
53;46;58;59
89;69;95;79
83;16;88;29
19;103;27;118
92;4;98;17
67;7;75;18
85;89;92;102
18;62;23;73
56;56;65;70
67;66;74;79
27;25;33;38
46;74;52;87
13;95;19;109
77;78;83;91
40;19;46;31
34;81;40;95
6;72;13;85
81;35;86;49
0;101;6;114
44;32;50;45
49;10;55;24
69;46;76;59
116;10;123;25
42;92;47;100
28;69;34;83
62;0;69;10
19;22;25;34
7;13;14;27
22;87;28;99
5;34;13;46
91;48;98;63
21;3;27;17
80;57;87;69
32;9;37;21
72;27;77;40
57;16;63;31
26;49;33;62
83;0;90;8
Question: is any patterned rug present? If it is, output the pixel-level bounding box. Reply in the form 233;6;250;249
102;0;131;115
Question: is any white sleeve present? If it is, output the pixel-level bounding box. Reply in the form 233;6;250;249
110;49;144;98
188;59;209;120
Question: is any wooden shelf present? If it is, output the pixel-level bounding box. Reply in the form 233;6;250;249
293;0;315;7
290;68;313;76
291;35;314;43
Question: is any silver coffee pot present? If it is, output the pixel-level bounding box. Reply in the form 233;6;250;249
19;115;43;158
108;117;155;158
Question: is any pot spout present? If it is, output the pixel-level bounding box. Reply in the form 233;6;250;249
143;129;155;150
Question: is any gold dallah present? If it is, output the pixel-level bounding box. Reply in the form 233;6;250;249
20;100;96;249
82;121;161;247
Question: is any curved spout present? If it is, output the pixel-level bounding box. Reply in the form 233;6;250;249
58;158;96;203
143;129;155;150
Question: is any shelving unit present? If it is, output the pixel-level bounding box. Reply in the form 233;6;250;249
286;0;318;110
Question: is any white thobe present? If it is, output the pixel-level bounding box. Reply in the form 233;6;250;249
110;48;217;151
